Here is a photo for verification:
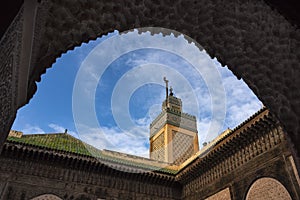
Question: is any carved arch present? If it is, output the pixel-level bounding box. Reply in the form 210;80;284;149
23;0;300;163
30;194;63;200
245;177;292;200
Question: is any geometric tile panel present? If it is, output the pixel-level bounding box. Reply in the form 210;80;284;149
172;131;194;165
151;133;165;162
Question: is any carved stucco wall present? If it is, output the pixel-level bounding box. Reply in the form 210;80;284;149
0;6;23;150
1;0;300;179
21;0;300;168
180;113;300;200
0;156;179;200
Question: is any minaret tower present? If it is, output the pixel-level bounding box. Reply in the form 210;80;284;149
149;77;199;165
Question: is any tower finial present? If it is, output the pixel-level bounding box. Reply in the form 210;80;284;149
163;77;169;100
170;86;173;96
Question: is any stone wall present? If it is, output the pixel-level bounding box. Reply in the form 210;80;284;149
0;155;180;200
180;113;300;200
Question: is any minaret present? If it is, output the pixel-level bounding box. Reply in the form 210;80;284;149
149;78;199;165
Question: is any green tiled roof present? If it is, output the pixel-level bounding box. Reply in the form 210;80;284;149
7;133;177;174
7;133;100;156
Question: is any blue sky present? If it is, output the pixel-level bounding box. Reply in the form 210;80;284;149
12;29;262;157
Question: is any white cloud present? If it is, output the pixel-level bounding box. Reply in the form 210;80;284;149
21;124;45;134
77;123;149;158
219;68;262;129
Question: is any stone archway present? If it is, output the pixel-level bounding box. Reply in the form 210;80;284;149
31;194;63;200
0;0;299;170
245;177;292;200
